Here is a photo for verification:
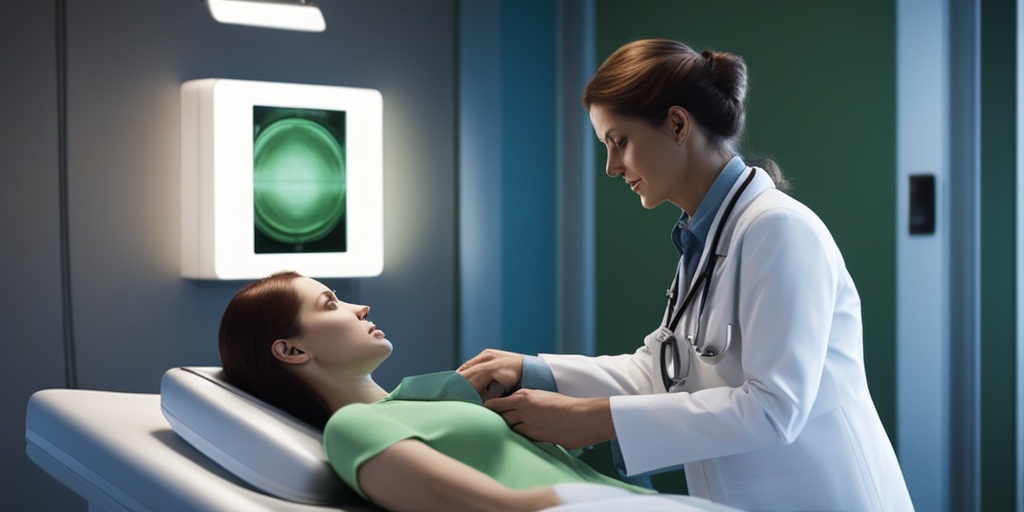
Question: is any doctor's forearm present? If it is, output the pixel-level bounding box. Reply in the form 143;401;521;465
573;397;617;447
531;395;616;449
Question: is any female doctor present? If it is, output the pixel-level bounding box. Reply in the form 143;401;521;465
458;39;914;511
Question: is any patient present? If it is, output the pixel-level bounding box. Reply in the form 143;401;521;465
218;271;660;512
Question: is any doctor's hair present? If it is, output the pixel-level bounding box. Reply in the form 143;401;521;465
582;38;789;192
219;270;332;429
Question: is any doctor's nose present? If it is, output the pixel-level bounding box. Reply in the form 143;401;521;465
605;154;623;178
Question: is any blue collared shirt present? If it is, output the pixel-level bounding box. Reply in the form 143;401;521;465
671;156;746;284
522;355;558;391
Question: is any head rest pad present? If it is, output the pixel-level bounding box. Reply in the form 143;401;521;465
159;367;357;504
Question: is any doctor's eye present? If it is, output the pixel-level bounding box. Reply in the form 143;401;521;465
601;135;626;150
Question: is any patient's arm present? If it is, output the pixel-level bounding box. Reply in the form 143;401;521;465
357;439;559;512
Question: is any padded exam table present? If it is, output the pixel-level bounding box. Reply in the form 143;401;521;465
26;368;740;512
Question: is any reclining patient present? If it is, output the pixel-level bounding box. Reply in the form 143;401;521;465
218;271;699;512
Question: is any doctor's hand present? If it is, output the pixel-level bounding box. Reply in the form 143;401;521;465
457;349;525;401
484;389;614;450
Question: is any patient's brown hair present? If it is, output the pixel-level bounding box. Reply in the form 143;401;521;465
218;271;332;428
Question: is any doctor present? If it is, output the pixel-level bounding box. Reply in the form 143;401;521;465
459;39;914;511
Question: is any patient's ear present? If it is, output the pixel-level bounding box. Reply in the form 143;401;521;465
271;339;311;365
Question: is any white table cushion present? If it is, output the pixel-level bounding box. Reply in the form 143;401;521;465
159;367;358;505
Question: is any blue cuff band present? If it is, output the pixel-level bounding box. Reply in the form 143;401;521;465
521;355;558;392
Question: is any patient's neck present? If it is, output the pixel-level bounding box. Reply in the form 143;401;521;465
307;371;389;413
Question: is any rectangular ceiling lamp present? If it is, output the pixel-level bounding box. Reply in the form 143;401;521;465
206;0;326;32
181;79;383;280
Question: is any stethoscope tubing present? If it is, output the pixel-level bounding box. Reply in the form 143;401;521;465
660;168;757;391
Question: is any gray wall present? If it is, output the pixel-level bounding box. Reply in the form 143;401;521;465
1;1;458;510
1;1;73;509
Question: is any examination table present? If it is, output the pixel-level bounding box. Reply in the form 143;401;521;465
26;367;741;512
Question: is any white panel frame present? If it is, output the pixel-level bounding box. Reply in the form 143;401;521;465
180;79;383;280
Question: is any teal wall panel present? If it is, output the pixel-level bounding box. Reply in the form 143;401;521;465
500;0;558;355
459;0;560;359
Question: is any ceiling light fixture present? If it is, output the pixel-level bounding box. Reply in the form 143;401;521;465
205;0;326;32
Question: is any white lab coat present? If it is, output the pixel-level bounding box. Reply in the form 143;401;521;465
541;168;914;511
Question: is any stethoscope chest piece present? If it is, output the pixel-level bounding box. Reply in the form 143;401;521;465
647;326;689;391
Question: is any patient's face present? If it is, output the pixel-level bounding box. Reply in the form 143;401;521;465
289;277;392;375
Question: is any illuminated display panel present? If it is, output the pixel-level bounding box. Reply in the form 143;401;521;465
252;106;348;254
181;79;383;280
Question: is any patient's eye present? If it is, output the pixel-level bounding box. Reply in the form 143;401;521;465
324;290;339;310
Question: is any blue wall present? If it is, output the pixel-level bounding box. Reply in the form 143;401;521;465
460;0;560;359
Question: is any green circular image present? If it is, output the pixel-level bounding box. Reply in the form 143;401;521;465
253;117;346;245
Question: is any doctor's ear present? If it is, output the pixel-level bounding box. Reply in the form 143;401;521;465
667;106;690;144
271;339;310;365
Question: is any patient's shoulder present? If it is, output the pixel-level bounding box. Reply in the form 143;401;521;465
325;402;379;431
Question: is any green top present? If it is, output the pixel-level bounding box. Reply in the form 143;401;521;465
322;371;653;499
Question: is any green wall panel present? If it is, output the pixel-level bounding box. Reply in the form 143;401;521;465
591;0;897;483
980;0;1017;509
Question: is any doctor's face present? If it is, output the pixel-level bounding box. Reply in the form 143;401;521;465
590;104;687;210
289;277;392;375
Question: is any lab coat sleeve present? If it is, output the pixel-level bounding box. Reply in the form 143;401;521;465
538;345;656;397
612;202;839;475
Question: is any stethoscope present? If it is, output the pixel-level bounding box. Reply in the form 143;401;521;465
659;168;756;392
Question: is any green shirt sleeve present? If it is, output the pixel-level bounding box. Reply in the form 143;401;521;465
322;403;418;499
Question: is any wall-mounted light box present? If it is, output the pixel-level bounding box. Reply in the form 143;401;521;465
181;79;383;280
